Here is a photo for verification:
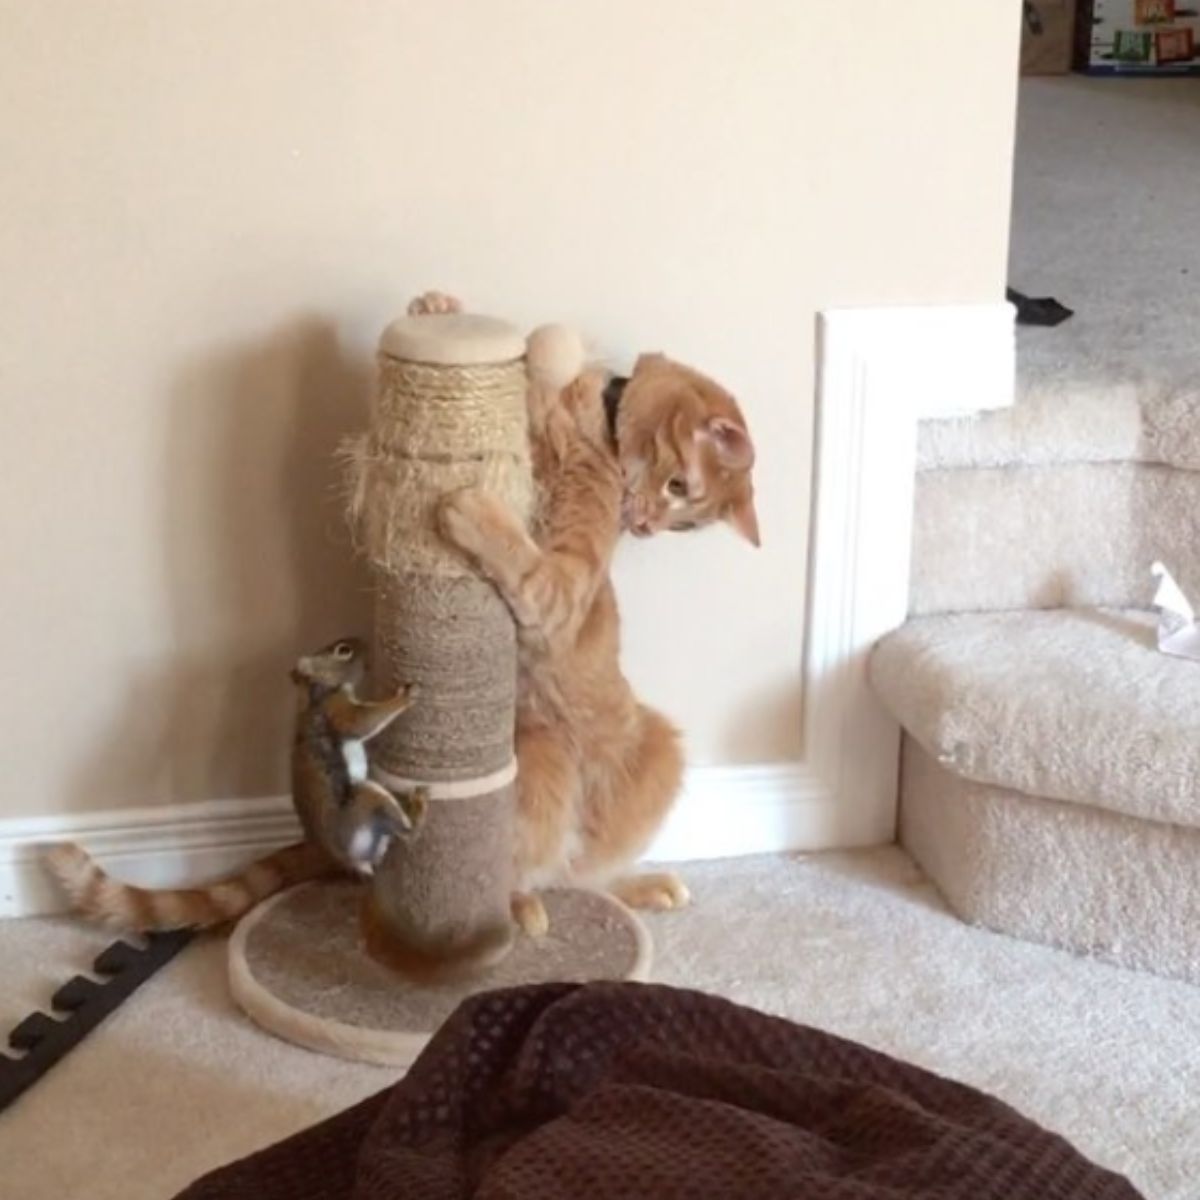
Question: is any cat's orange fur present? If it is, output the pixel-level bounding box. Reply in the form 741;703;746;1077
431;298;760;932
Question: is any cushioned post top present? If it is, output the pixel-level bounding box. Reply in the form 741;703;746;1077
378;313;526;365
870;608;1200;830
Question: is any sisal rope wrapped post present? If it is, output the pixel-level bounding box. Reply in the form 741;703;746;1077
344;312;533;981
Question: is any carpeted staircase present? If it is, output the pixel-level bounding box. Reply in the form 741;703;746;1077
867;78;1200;984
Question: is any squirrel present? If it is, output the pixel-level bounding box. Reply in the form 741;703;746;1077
289;636;426;874
44;638;427;932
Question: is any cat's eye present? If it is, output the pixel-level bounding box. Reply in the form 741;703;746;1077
665;476;688;498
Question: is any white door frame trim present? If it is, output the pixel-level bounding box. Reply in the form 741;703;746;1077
799;302;1016;843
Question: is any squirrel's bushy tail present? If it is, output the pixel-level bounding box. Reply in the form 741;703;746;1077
43;840;334;931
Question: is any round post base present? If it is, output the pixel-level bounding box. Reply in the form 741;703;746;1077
228;880;652;1067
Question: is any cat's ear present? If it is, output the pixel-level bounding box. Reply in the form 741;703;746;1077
633;352;668;374
700;417;755;470
725;492;761;547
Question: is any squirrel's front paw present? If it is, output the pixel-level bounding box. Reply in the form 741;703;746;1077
403;786;429;831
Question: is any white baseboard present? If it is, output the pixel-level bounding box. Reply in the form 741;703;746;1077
1;763;843;918
0;796;300;919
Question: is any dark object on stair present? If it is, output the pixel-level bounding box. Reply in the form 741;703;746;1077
1008;286;1075;327
175;981;1144;1200
0;929;194;1113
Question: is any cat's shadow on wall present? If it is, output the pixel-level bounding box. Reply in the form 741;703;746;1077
72;316;373;810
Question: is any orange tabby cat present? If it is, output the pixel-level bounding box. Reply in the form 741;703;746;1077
423;293;760;933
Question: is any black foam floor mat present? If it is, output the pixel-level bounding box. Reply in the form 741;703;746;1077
0;929;195;1113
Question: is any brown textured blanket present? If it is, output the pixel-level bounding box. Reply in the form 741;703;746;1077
177;982;1142;1199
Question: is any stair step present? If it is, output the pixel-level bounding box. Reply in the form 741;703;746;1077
910;460;1200;615
900;739;1200;986
870;608;1200;831
929;78;1200;479
917;386;1200;474
898;77;1200;984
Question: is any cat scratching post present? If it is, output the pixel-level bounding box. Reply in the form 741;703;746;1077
227;308;651;1067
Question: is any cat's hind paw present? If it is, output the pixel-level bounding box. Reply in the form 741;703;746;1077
612;872;691;912
511;891;550;939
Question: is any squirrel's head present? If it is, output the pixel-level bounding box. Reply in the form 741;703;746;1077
290;637;368;692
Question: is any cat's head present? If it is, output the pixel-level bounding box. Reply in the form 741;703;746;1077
615;353;759;546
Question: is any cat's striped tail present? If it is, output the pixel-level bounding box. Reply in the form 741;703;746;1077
43;840;335;932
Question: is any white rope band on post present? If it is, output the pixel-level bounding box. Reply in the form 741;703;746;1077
370;757;518;802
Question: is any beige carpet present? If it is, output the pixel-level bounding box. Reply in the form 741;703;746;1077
918;76;1200;474
2;849;1198;1200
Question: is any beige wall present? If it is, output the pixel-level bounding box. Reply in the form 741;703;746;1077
0;1;1020;819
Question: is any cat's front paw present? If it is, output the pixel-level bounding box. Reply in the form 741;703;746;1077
436;487;494;557
407;290;462;317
